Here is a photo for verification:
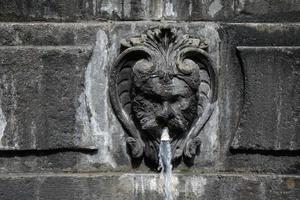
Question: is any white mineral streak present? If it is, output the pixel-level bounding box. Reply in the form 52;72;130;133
30;121;37;149
197;24;220;162
123;0;132;18
165;0;177;17
141;0;148;18
100;0;120;16
259;181;267;200
0;74;19;149
92;0;97;15
184;176;207;198
236;0;246;12
0;97;6;148
208;0;223;17
10;80;19;149
76;29;116;168
198;105;219;162
119;174;179;199
188;0;193;16
231;0;235;10
75;92;92;146
154;0;163;19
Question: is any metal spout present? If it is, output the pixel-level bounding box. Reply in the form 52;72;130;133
161;127;170;141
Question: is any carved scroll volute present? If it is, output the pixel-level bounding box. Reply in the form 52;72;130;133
109;28;218;169
175;48;218;165
109;47;153;160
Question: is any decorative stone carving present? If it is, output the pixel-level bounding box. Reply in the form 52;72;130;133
109;27;217;169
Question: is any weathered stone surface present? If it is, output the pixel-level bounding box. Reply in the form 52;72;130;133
0;0;300;22
0;23;105;46
0;22;298;174
0;0;121;21
0;0;299;198
163;0;235;21
234;0;300;22
0;176;36;200
225;153;300;174
224;23;300;46
216;23;300;174
0;0;162;22
1;22;300;46
231;47;300;151
0;173;299;200
0;46;95;150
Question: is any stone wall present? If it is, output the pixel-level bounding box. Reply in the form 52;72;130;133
0;0;299;199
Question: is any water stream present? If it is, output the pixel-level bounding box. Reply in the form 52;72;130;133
159;128;173;200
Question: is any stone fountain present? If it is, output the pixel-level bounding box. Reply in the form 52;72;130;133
0;1;299;199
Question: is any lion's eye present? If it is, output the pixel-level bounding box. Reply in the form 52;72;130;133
133;59;155;74
177;59;198;75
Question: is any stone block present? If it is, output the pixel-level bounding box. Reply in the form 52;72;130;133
234;0;300;22
231;46;300;151
217;23;300;174
0;176;36;200
0;46;95;150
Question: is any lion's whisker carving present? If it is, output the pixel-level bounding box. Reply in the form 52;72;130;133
109;27;218;170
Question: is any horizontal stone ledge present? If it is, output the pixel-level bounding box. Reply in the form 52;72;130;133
0;148;97;156
0;22;300;47
0;173;299;200
0;172;299;178
0;45;93;49
236;46;300;50
0;23;104;46
1;22;300;25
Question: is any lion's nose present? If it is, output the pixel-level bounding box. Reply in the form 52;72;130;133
159;71;173;83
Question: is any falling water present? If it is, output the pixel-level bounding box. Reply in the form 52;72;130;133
159;127;173;200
